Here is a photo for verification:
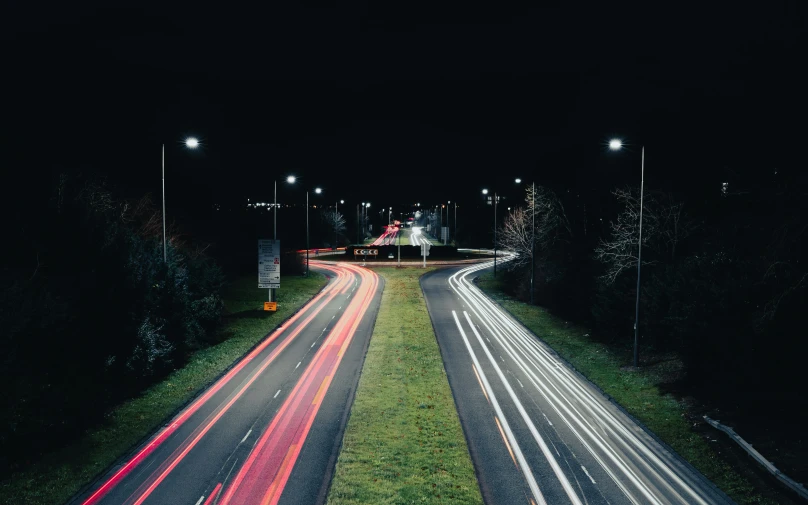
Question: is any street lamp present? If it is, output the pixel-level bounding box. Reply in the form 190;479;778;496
306;187;323;277
162;137;199;263
482;188;498;276
268;174;296;302
609;138;645;368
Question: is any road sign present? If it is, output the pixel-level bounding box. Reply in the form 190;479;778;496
258;240;280;289
353;248;379;256
421;242;431;256
263;301;277;311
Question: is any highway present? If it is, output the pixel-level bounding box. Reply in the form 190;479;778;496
71;262;382;505
421;258;735;505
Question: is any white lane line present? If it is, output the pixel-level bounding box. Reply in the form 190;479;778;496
274;390;281;398
194;495;205;505
543;413;553;426
517;378;524;388
463;310;584;505
295;361;301;369
311;341;316;348
582;466;596;484
240;429;252;444
451;311;547;505
452;267;674;505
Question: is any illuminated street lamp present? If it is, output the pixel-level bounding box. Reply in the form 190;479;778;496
268;175;296;302
609;138;645;368
482;188;498;276
162;137;199;263
306;187;323;277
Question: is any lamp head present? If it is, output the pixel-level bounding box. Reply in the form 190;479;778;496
185;137;200;149
609;139;623;151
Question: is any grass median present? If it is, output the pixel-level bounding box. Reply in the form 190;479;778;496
327;267;483;505
0;273;327;505
474;272;776;505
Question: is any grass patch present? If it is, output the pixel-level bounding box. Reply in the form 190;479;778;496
327;268;483;505
474;272;777;505
0;273;327;505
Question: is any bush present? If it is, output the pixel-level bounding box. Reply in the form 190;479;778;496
0;174;226;477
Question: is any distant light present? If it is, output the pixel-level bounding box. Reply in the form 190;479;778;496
185;137;200;148
340;199;344;204
482;189;489;195
315;187;322;194
609;139;623;150
286;175;296;184
515;178;521;184
366;203;370;208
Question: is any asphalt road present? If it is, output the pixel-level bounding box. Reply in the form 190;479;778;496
421;259;736;505
70;262;382;505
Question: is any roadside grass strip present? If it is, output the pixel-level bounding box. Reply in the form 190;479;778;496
474;272;777;505
327;267;483;505
0;273;327;505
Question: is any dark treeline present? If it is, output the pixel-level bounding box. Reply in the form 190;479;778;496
0;174;226;477
489;168;808;426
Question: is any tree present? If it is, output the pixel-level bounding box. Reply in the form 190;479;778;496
593;188;695;284
498;184;571;267
322;210;347;247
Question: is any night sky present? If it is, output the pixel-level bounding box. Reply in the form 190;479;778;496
3;1;806;217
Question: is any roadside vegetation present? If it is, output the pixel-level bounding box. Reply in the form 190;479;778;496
475;271;777;505
327;267;483;505
0;273;326;505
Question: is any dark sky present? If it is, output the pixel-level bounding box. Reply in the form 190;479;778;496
3;0;806;214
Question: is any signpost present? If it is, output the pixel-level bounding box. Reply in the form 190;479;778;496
258;240;280;310
421;241;431;268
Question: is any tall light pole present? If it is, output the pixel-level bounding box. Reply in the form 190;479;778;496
610;138;644;368
482;189;498;276
162;137;199;263
269;175;296;302
306;187;323;277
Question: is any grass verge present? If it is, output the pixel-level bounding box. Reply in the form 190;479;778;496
0;273;327;505
327;267;483;505
474;272;777;505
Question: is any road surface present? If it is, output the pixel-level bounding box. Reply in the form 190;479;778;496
71;262;382;505
421;259;735;505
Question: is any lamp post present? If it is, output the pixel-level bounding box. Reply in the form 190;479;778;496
609;138;645;368
482;189;498;276
162;137;199;263
269;175;296;302
306;187;323;277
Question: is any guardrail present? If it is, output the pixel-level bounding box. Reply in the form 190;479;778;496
703;416;808;501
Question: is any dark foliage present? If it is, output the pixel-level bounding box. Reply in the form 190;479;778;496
0;175;225;477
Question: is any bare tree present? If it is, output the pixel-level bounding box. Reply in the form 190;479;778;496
498;207;532;267
594;187;695;284
594;187;658;284
322;210;347;247
497;184;571;266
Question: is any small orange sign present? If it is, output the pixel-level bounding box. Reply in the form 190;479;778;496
264;301;277;312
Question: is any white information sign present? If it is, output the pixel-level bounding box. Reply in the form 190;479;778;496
258;240;280;289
